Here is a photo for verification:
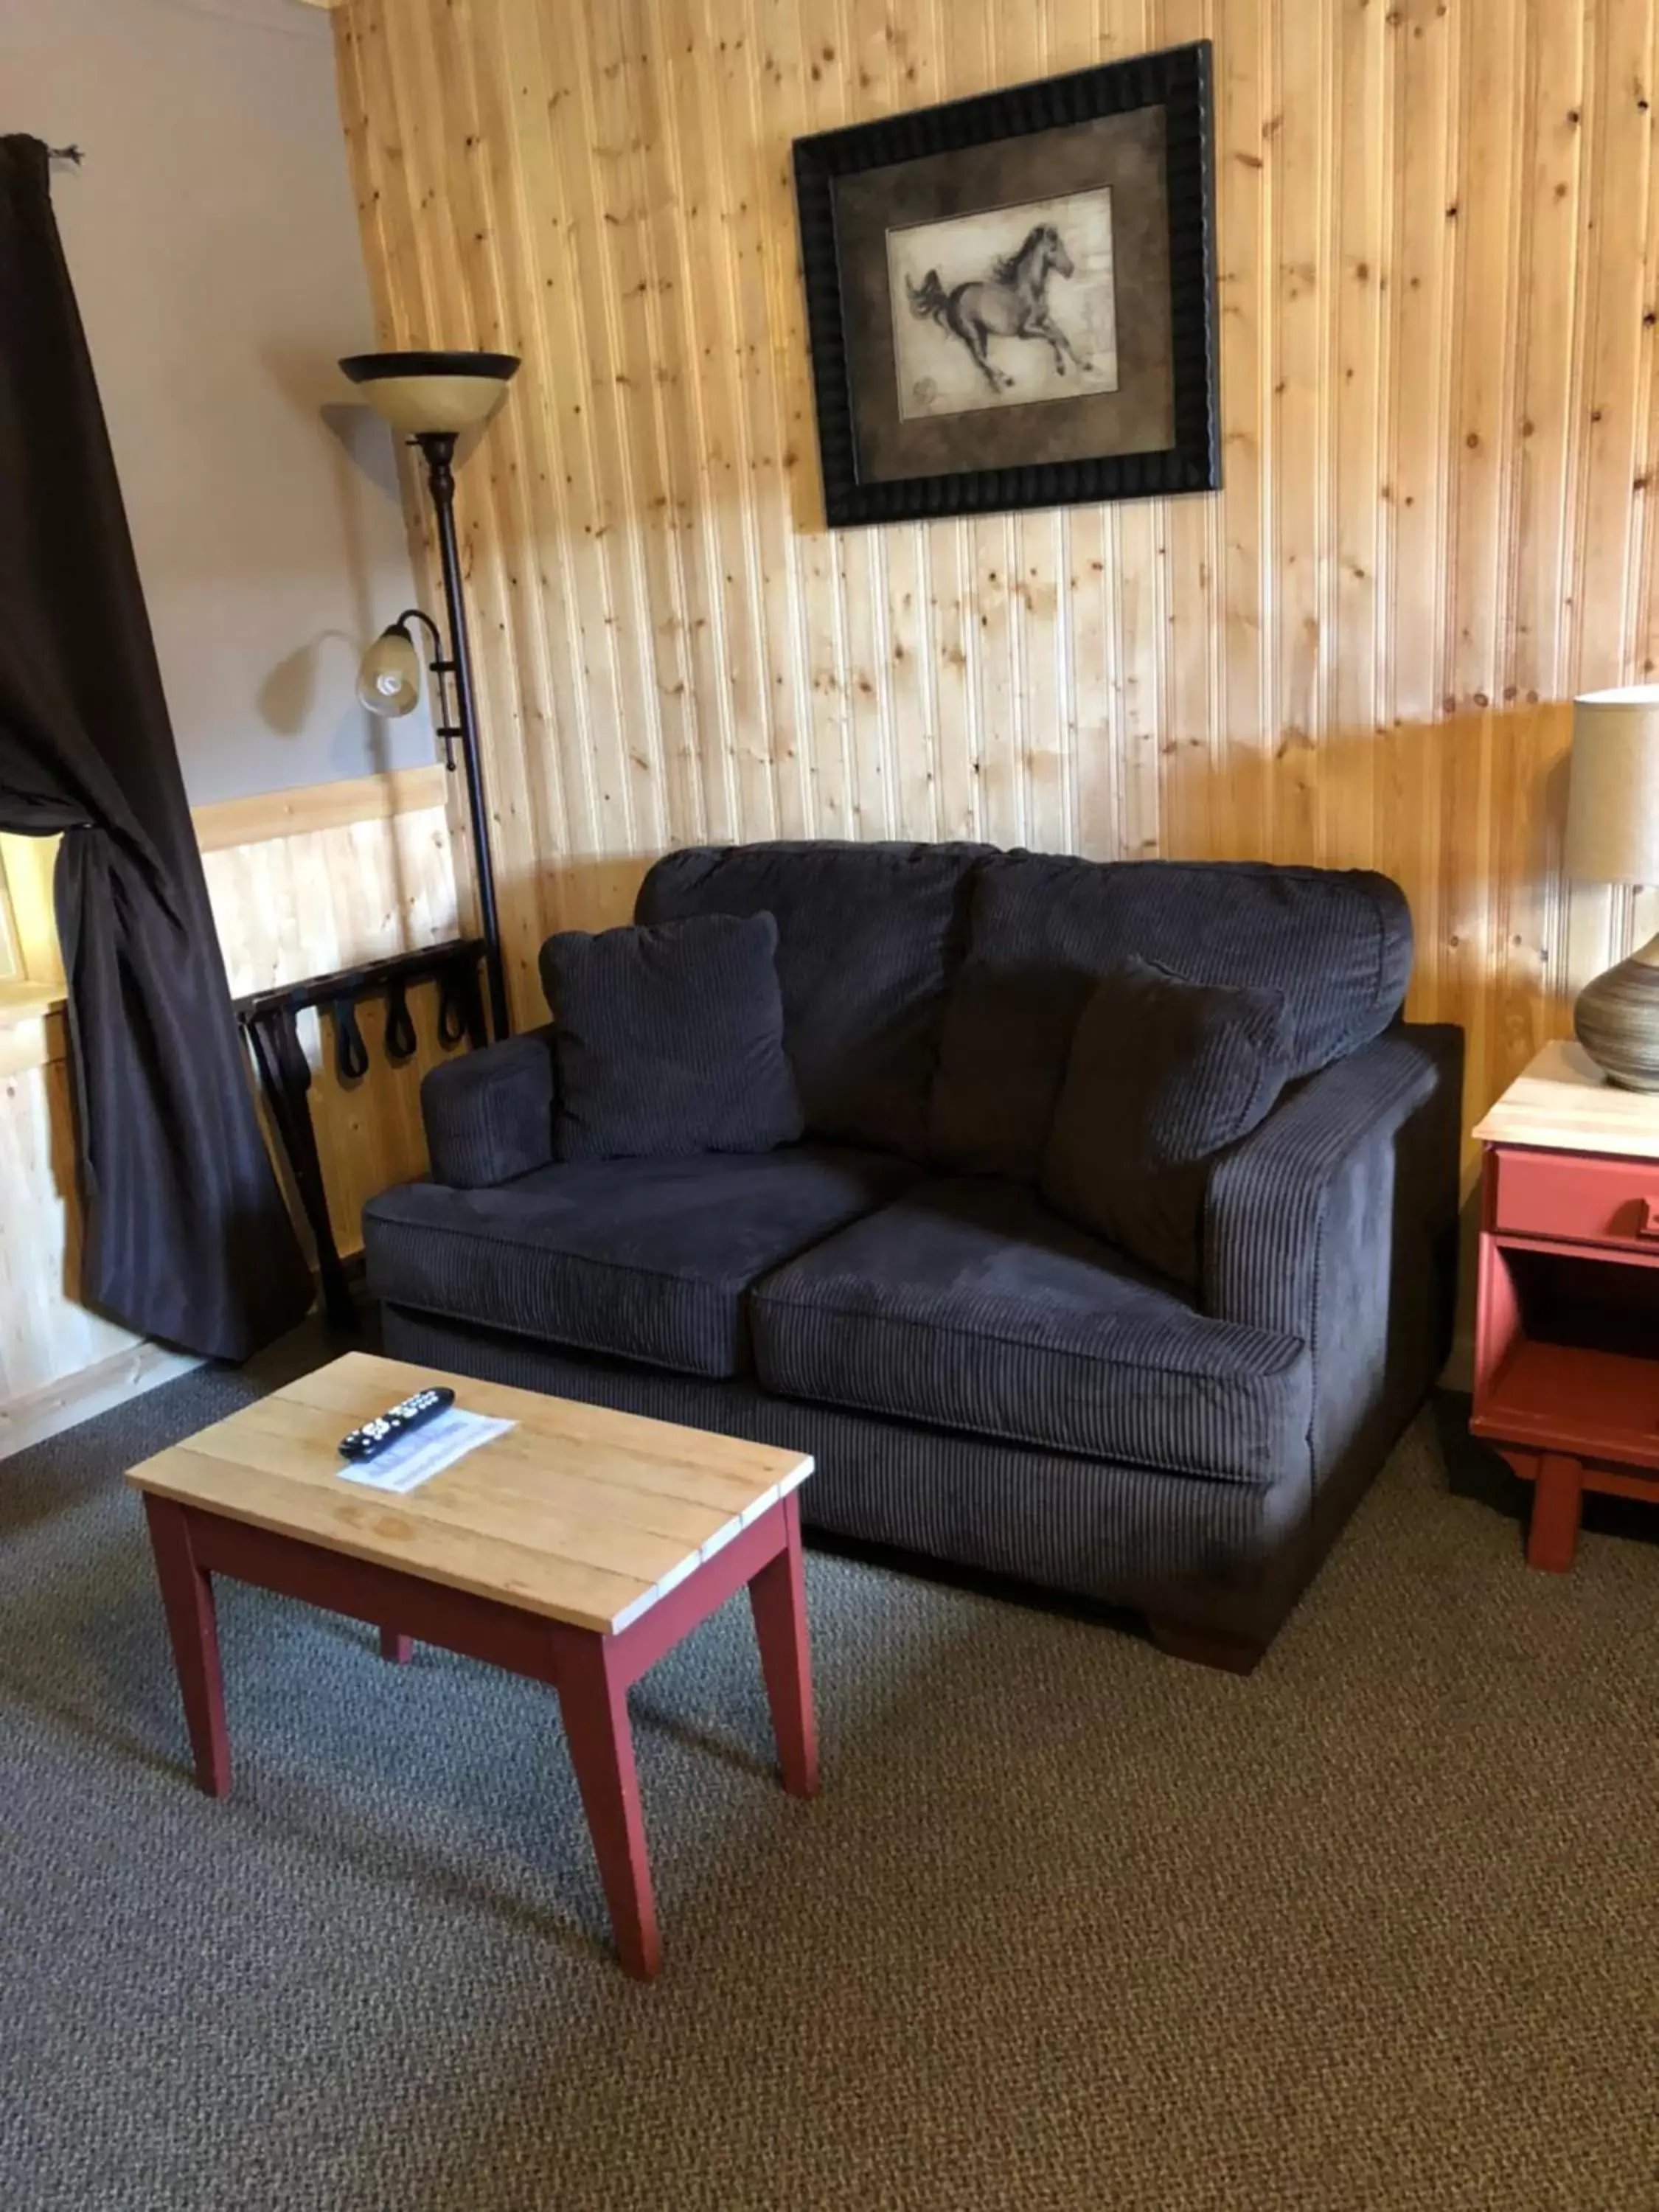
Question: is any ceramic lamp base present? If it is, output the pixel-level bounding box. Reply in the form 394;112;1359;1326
1573;930;1659;1090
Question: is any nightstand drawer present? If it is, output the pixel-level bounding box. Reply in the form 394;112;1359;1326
1491;1147;1659;1248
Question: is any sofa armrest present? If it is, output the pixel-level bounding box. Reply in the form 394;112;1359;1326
1206;1024;1463;1332
1203;1024;1464;1485
420;1025;558;1189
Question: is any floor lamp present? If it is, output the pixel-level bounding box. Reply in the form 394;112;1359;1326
340;348;520;1042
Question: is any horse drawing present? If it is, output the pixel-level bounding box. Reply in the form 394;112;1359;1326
905;222;1093;395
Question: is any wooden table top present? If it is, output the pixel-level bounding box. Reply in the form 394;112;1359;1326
127;1352;813;1635
1472;1038;1659;1161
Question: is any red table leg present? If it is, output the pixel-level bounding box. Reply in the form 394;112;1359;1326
555;1635;661;1980
136;1487;820;1980
142;1496;231;1798
1528;1453;1583;1573
747;1490;819;1799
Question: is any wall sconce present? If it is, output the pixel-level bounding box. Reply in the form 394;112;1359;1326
342;348;519;1041
357;618;423;718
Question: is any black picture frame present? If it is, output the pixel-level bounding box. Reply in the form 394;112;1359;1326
793;40;1220;529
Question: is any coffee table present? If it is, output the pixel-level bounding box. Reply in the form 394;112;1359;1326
127;1352;818;1979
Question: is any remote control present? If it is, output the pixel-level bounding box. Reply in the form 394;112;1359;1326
338;1387;456;1462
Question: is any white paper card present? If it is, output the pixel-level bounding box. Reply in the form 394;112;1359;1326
335;1408;515;1495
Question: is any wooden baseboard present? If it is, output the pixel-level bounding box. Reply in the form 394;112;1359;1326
0;1341;204;1462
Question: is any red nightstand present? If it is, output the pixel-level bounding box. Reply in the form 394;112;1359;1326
1472;1040;1659;1571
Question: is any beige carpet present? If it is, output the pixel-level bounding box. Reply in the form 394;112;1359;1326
1;1365;1655;2212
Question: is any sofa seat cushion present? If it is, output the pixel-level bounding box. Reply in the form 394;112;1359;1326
750;1178;1312;1483
363;1144;919;1380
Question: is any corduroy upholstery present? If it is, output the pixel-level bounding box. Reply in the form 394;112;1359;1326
378;1304;1323;1643
635;839;987;1159
930;854;1413;1178
362;840;1461;1662
539;911;801;1161
1040;957;1293;1287
363;1144;919;1378
750;1178;1312;1481
419;1026;557;1190
1204;1023;1464;1503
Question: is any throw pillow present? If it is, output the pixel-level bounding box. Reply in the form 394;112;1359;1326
1040;956;1291;1288
539;911;804;1162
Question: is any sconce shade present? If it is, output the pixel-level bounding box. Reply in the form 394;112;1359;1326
357;623;421;719
338;349;520;435
1566;686;1659;884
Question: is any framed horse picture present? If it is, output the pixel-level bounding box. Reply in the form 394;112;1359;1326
793;41;1219;528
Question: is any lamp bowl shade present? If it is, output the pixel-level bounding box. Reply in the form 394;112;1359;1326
338;349;520;436
1565;686;1659;883
357;624;422;718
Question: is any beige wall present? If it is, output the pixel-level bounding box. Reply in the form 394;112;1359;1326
0;0;431;804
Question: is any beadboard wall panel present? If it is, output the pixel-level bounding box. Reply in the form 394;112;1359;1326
333;0;1659;1145
200;782;465;1256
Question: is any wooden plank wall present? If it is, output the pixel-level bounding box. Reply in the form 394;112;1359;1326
332;0;1659;1144
0;1012;184;1447
0;772;462;1441
198;768;465;1252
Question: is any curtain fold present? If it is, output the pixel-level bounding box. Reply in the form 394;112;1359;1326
0;134;313;1359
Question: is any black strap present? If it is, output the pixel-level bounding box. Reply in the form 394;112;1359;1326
383;979;417;1062
331;998;370;1082
437;968;471;1048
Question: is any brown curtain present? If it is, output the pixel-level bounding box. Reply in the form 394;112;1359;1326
0;135;312;1359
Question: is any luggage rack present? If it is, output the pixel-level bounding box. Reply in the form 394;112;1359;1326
235;939;488;1330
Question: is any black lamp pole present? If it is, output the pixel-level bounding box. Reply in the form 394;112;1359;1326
339;347;520;1045
414;430;510;1043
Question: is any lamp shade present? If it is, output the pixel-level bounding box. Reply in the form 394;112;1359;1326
1566;686;1659;883
338;349;520;435
356;623;421;719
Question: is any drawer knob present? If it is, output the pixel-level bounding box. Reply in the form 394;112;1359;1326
1641;1199;1659;1240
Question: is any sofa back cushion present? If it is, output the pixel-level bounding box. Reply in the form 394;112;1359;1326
1039;956;1293;1288
930;855;1413;1178
636;840;987;1159
540;912;803;1162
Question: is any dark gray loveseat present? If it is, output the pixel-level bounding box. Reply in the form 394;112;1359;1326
362;842;1461;1669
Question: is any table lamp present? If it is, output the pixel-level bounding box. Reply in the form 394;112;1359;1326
1565;685;1659;1089
341;348;519;1041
